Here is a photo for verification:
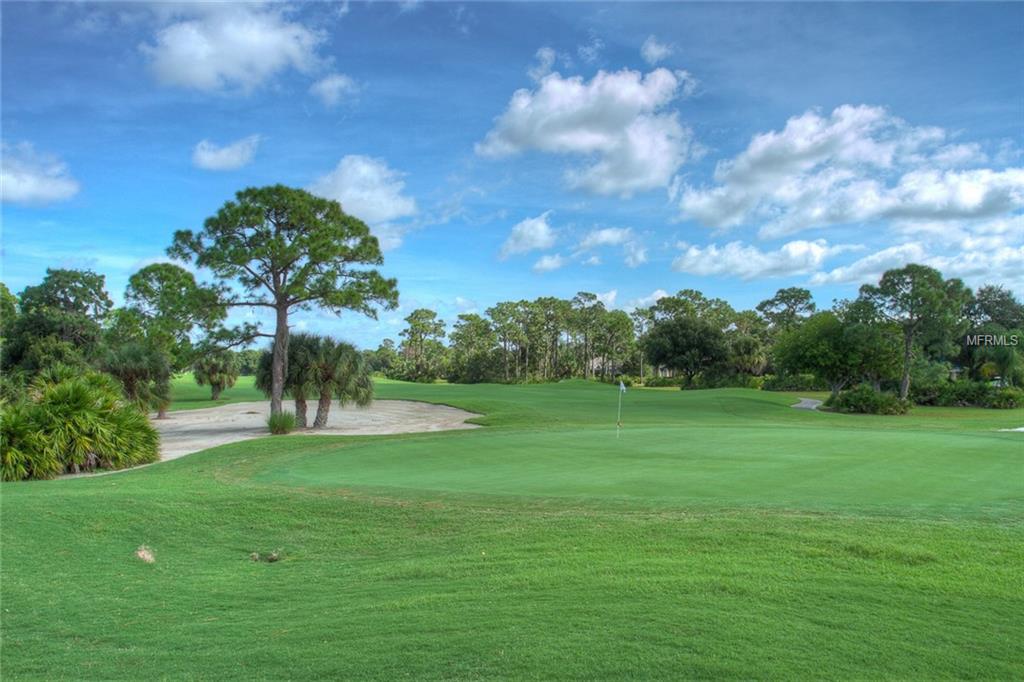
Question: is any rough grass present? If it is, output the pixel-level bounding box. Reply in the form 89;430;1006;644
2;380;1021;679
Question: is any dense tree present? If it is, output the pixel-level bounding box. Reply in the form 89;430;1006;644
398;309;447;382
4;269;112;371
367;338;399;374
448;314;498;383
728;334;768;376
858;265;972;399
0;282;18;339
774;312;899;398
169;185;398;416
193;351;240;400
644;316;728;385
125;263;226;371
971;285;1024;329
757;287;816;332
254;333;321;427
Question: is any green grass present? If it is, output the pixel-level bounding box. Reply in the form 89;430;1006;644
168;373;264;410
3;380;1022;679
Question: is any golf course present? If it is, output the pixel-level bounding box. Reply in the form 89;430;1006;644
2;378;1021;679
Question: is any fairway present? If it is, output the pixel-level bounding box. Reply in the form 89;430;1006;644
2;381;1022;679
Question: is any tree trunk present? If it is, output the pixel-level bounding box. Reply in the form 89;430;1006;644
295;397;308;428
899;332;913;400
271;305;289;416
211;384;222;401
313;391;332;428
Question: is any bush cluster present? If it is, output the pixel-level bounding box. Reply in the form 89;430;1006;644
762;373;828;392
826;385;910;415
1;370;160;481
911;380;1023;408
267;411;297;435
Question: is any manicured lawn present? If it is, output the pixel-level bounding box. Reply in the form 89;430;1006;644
168;373;264;410
3;381;1022;679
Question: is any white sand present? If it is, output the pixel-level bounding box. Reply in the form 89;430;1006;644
791;398;823;411
997;427;1024;432
153;400;480;461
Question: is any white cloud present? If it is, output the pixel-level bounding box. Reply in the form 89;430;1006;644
141;5;322;93
578;227;634;250
577;33;604;64
0;141;80;205
673;239;856;280
454;296;477;312
677;104;1024;238
477;68;697;197
308;155;417;250
641;35;673;65
309;73;358;107
533;253;566;273
627;289;669;310
528;47;556;82
582;255;602;266
500;211;556;258
595;289;618;307
191;134;261;171
624;242;648;267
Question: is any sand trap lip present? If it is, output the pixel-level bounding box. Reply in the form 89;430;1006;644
997;427;1024;432
152;400;480;462
791;398;823;411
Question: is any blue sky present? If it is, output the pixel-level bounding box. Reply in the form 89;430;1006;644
2;1;1022;348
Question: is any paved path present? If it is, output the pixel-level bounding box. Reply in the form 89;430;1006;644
153;400;480;462
791;397;824;411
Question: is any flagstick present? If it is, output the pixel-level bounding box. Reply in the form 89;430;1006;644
616;388;622;439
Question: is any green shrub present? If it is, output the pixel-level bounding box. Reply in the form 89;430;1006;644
936;381;991;407
762;373;827;391
827;385;910;415
267;411;296;435
985;387;1023;409
643;376;685;388
1;371;160;481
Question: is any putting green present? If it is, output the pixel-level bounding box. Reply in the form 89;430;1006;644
248;382;1022;518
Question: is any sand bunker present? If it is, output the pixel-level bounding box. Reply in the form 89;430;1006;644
154;400;480;461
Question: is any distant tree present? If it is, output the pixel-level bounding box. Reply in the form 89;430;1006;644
728;334;767;376
858;264;972;399
169;185;398;416
19;268;112;320
757;287;816;332
193;351;240;400
398;309;446;382
644;316;728;386
448;314;498;383
236;349;262;376
368;338;399;375
971;285;1024;329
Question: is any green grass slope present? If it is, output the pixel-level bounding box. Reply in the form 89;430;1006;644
3;381;1022;679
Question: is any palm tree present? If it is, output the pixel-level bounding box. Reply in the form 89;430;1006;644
102;341;172;418
309;338;373;429
254;333;320;427
193;351;239;400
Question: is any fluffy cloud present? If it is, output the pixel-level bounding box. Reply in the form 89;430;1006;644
1;141;80;205
577;227;633;250
641;36;673;65
627;289;669;310
624;242;648;267
308;155;417;249
500;211;556;258
678;104;1024;238
527;47;556;82
595;289;618;307
191;135;261;170
672;239;855;280
141;5;322;93
577;33;604;64
309;73;358;107
533;253;566;273
477;68;697;197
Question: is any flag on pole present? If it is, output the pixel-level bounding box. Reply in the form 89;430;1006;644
616;380;625;438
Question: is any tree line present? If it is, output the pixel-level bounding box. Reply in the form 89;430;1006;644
371;264;1022;411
